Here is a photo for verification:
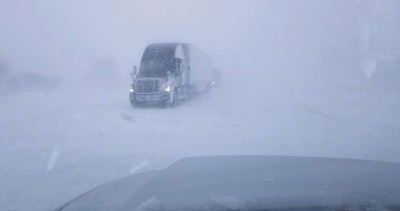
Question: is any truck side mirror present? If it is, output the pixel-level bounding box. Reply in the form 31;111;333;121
130;65;137;80
175;58;182;67
175;58;182;74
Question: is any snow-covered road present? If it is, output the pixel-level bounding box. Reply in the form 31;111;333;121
1;80;399;211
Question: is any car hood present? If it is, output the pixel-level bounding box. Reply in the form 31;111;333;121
56;156;400;211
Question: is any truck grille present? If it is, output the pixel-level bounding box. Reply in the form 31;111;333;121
135;79;160;94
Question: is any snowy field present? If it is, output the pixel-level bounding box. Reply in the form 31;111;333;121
1;75;399;211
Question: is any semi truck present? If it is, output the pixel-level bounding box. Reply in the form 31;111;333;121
129;43;214;107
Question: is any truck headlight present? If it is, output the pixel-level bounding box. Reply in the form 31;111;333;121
164;85;172;92
129;87;134;93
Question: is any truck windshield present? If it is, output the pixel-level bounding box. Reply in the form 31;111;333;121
139;60;174;78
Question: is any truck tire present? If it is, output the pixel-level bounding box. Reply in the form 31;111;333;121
130;99;137;108
130;94;137;107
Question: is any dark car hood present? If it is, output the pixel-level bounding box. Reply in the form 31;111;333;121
57;156;400;211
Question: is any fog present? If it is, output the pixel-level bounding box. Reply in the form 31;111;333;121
0;1;366;82
0;0;400;210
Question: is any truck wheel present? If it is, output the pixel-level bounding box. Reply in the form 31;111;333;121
130;95;137;107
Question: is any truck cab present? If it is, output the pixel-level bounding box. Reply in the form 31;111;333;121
130;43;212;107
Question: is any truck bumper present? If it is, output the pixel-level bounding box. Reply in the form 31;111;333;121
130;93;171;106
